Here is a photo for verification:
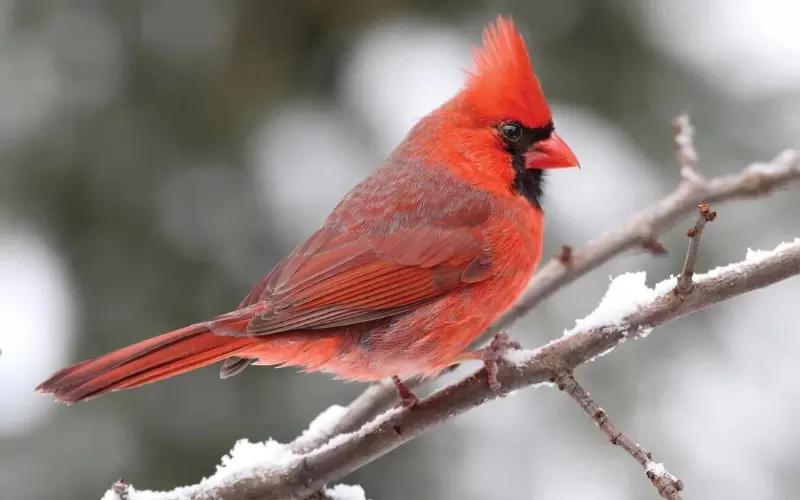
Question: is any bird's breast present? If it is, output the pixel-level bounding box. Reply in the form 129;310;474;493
485;201;544;283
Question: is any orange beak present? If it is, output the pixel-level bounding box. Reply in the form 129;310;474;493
525;132;580;170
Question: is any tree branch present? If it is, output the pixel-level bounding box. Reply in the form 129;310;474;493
109;237;800;500
294;147;800;451
557;198;718;499
554;371;684;500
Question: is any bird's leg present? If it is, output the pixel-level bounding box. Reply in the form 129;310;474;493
391;375;419;408
476;332;522;391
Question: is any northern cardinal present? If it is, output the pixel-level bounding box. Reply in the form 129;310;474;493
37;16;579;406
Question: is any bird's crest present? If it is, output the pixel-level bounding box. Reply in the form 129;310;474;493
462;16;552;128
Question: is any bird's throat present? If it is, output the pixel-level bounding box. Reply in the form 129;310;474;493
511;156;545;210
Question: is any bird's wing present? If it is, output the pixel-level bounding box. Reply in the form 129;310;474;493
231;223;491;336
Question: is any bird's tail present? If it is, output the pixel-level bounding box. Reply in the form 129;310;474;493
36;308;258;404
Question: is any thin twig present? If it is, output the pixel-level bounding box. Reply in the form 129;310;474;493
294;149;800;450
115;239;800;500
554;371;684;500
674;202;717;295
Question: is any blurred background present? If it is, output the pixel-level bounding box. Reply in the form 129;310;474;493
1;1;799;499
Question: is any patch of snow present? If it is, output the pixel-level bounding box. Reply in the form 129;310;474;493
695;238;800;282
296;404;347;444
100;405;402;499
539;239;798;364
110;439;296;499
747;150;798;174
636;325;655;339
502;347;542;367
646;461;678;482
562;238;799;342
216;439;296;479
645;461;667;476
562;272;664;337
324;484;369;500
312;407;403;456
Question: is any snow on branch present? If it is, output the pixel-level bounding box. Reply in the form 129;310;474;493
101;405;391;500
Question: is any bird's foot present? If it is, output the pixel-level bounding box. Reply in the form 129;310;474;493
478;332;522;392
392;375;419;408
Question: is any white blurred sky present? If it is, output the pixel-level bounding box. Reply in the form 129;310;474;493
1;2;800;498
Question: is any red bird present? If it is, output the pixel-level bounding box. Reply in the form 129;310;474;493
37;16;579;406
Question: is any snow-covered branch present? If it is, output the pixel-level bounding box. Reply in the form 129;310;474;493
102;132;800;499
101;405;379;500
105;235;800;500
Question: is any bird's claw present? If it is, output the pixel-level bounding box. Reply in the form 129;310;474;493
392;375;419;408
480;332;521;392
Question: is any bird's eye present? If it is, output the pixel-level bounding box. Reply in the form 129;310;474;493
499;122;523;142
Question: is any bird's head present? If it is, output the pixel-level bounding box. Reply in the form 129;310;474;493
461;16;579;171
417;16;579;208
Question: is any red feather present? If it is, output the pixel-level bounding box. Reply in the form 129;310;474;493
36;306;261;403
